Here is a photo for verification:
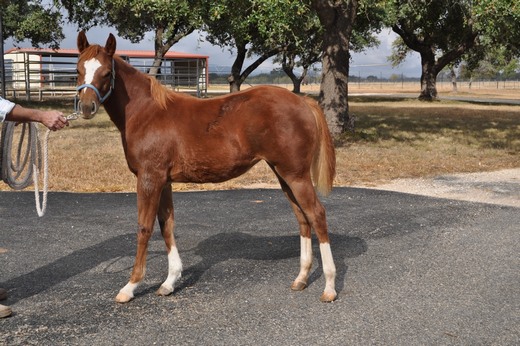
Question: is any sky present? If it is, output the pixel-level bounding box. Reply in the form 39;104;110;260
5;24;422;78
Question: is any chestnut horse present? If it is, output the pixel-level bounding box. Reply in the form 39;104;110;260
75;32;337;302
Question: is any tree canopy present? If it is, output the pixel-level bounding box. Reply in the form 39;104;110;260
203;0;312;92
1;0;64;49
473;0;520;57
3;0;518;137
61;0;202;76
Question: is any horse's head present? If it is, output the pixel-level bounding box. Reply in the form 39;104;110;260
76;31;116;119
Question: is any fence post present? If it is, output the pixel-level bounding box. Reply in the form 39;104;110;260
0;13;5;98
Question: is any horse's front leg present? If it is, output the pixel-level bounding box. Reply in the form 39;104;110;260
156;184;183;297
115;174;164;303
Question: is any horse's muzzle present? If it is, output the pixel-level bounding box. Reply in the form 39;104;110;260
78;100;98;119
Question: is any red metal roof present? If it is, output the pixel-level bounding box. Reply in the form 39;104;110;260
5;47;208;59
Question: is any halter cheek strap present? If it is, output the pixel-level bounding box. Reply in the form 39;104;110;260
76;59;115;104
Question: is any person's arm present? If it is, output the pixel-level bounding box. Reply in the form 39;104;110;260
0;97;16;122
5;104;68;131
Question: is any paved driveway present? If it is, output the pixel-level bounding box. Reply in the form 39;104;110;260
1;188;518;345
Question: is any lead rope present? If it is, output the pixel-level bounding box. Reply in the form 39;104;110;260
33;112;80;217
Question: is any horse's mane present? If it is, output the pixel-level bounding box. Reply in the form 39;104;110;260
148;74;177;110
113;55;176;110
80;44;176;110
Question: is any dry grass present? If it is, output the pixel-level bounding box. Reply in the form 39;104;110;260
1;90;518;192
340;98;519;186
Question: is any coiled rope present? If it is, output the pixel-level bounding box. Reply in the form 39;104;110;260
0;122;40;190
0;113;79;216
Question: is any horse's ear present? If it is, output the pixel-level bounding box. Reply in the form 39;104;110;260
77;30;90;53
105;33;116;57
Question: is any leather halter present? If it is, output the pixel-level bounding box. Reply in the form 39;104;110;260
76;59;115;104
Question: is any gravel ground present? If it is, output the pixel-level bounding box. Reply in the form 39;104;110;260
358;168;520;208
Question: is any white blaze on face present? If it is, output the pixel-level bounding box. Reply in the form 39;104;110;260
83;58;102;91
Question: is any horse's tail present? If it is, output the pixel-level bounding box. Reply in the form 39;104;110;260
305;97;336;196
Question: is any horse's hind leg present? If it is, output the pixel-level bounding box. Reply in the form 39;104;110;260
156;184;182;297
273;168;337;302
275;177;313;291
115;174;164;303
291;180;336;302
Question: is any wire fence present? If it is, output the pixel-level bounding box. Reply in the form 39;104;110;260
348;79;520;91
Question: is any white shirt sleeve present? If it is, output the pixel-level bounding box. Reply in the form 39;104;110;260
0;97;16;122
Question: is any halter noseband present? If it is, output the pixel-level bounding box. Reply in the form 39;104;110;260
76;59;115;104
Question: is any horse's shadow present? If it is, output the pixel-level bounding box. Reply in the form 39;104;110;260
2;231;366;304
174;231;366;296
2;233;136;304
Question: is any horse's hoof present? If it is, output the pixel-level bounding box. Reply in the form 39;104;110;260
320;289;337;303
156;285;173;297
115;292;133;303
290;280;307;291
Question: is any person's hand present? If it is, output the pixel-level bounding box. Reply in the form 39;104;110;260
38;110;69;131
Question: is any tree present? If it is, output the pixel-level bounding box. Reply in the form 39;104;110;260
463;45;519;81
463;1;520;82
1;1;64;96
389;73;401;82
311;0;359;136
278;51;317;94
61;0;202;76
448;65;457;92
502;59;520;80
275;12;323;93
1;0;64;49
106;1;201;77
311;0;385;136
472;0;520;58
203;0;309;92
386;0;520;101
386;0;478;101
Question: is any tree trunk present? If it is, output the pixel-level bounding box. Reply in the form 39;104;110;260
228;42;285;93
228;42;247;92
149;58;163;78
450;66;457;92
292;80;301;93
148;25;195;79
419;51;439;101
312;0;358;137
149;26;173;78
281;54;307;94
419;71;438;101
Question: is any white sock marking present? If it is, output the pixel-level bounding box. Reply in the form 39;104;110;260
301;236;313;270
319;242;336;292
119;282;138;299
161;246;182;292
294;236;313;285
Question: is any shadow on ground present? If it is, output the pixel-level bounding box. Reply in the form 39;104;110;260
3;230;366;304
